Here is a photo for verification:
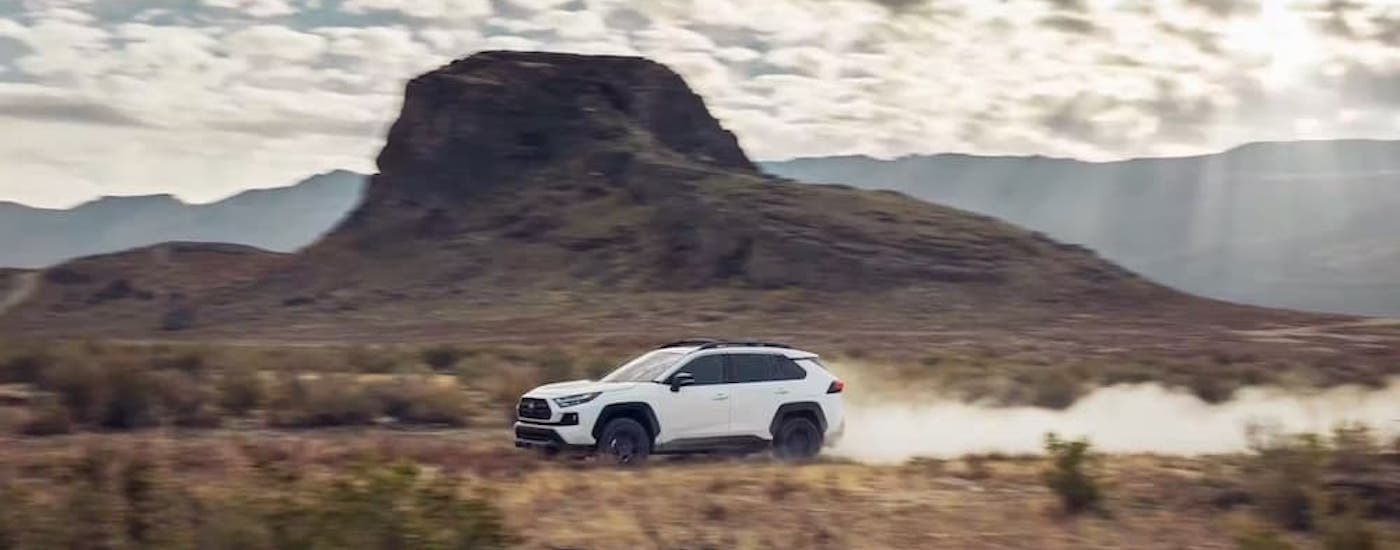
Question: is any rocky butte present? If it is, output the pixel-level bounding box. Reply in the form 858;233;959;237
2;51;1370;363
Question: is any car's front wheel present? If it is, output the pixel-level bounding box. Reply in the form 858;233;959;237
773;416;822;461
598;417;650;467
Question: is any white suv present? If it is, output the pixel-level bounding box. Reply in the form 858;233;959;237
513;340;845;465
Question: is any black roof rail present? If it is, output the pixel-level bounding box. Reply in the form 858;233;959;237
656;338;721;349
696;341;793;350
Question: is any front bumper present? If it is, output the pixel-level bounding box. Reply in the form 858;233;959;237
513;422;596;450
513;396;602;448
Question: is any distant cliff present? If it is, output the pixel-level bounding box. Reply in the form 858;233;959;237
0;170;366;268
764;140;1400;317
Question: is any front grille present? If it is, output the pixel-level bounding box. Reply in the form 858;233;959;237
515;425;560;443
517;398;551;420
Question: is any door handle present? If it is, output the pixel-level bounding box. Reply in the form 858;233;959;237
713;394;729;401
775;389;790;395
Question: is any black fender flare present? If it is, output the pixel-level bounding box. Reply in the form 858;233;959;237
768;402;827;438
592;402;661;442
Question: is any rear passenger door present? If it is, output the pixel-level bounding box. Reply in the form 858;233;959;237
725;353;808;438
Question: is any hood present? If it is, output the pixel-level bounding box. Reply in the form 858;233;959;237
525;379;645;398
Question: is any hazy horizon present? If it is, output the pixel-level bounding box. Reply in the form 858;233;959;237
7;136;1400;209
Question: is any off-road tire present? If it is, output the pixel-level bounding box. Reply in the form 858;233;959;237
598;417;650;467
773;416;822;461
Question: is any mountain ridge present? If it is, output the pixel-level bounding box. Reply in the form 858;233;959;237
0;170;367;269
763;140;1400;317
763;138;1400;165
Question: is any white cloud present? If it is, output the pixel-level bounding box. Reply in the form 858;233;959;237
3;0;1400;206
500;0;575;13
340;0;492;21
224;25;327;61
199;0;298;18
481;34;541;51
537;10;610;41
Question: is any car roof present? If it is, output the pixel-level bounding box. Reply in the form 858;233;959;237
659;345;818;359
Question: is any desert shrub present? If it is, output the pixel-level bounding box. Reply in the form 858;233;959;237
99;363;163;429
156;372;222;428
267;375;379;428
1244;422;1398;537
18;395;72;436
0;446;207;548
419;345;466;372
961;454;991;480
1029;370;1081;410
1233;521;1297;550
1099;362;1156;386
1321;509;1379;550
149;350;208;376
288;462;513;549
482;370;541;423
160;306;197;331
370;378;471;426
0;477;21;549
1042;433;1102;514
35;360;103;422
0;352;50;385
217;366;265;417
116;453;198;548
1186;371;1238;404
1245;427;1327;530
534;349;575;382
39;359;161;429
346;346;398;374
1328;424;1379;475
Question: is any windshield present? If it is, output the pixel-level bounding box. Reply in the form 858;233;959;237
600;349;688;382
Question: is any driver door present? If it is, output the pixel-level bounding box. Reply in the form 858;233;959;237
654;354;731;444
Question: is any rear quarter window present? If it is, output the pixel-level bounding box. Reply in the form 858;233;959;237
728;353;807;382
769;356;807;380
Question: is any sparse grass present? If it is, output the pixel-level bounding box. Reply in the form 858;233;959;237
0;436;1393;550
1234;519;1299;550
0;442;514;550
0;341;612;435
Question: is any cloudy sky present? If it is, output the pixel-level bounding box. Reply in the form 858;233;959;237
1;0;1398;207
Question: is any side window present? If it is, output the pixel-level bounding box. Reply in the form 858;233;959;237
769;356;807;381
673;355;726;385
730;353;778;383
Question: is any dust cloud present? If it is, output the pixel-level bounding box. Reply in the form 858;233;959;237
831;377;1400;463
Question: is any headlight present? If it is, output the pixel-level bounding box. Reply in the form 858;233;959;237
553;392;602;408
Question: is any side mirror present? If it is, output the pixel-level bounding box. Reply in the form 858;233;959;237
669;372;695;392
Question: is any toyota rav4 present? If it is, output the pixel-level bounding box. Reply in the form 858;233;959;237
513;339;845;465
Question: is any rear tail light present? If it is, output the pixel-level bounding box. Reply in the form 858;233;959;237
827;379;844;394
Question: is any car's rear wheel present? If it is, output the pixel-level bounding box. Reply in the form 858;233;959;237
773;416;822;461
598;417;650;467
